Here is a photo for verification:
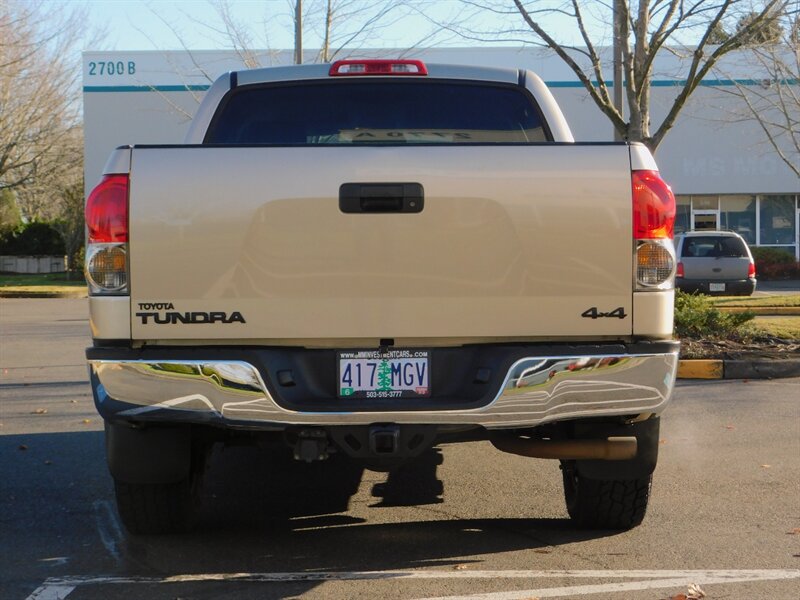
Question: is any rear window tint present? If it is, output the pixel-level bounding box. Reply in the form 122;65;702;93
681;236;748;258
204;80;549;145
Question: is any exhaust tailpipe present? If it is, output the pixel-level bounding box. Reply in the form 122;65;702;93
490;435;637;460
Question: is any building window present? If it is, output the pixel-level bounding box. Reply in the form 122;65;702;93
692;196;718;211
759;195;796;246
720;195;756;245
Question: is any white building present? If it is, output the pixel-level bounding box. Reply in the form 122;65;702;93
83;47;799;257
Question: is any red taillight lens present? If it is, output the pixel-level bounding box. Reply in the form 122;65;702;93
329;59;428;76
633;170;675;240
86;174;129;243
748;262;756;278
676;261;684;278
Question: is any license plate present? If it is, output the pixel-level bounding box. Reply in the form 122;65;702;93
710;283;726;292
338;350;430;398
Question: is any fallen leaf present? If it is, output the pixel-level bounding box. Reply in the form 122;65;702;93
533;549;550;554
18;445;28;451
669;594;688;600
725;424;736;430
659;439;667;445
81;419;91;424
687;583;706;599
454;564;468;570
32;408;48;415
787;528;800;535
70;400;78;404
761;464;771;469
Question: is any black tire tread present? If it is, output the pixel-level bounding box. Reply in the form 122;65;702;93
564;471;651;530
114;479;193;535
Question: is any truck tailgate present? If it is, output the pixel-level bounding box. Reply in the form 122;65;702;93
128;145;633;341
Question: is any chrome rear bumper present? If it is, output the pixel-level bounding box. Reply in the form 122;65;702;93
89;349;678;429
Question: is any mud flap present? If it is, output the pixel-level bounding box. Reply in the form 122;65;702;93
105;421;192;484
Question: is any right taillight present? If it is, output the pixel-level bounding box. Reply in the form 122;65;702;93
633;170;675;239
85;174;129;295
633;170;676;290
748;261;756;278
676;261;685;278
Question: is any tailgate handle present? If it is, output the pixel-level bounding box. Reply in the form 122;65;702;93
339;183;424;214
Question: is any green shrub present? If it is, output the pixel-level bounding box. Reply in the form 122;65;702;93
674;290;755;338
0;221;66;256
751;247;800;280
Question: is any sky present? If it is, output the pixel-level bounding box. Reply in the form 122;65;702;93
71;0;600;54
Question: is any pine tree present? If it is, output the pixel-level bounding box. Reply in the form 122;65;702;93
376;360;392;391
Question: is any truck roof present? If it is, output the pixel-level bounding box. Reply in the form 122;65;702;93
235;62;521;86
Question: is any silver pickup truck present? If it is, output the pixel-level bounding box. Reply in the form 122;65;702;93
85;59;679;534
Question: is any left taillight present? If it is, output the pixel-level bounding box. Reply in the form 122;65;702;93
633;170;676;290
85;174;129;295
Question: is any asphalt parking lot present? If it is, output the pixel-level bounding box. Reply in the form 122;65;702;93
1;298;799;600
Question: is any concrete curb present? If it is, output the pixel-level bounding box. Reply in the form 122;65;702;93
0;289;87;299
678;358;800;380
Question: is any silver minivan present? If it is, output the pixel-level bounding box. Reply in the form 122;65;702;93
674;231;757;296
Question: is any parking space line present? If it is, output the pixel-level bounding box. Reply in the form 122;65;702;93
25;569;800;599
91;500;123;565
24;583;75;600
417;572;800;599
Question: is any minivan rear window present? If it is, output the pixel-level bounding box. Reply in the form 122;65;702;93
204;80;549;145
681;236;748;258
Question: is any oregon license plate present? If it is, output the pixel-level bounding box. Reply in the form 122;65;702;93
709;283;726;292
338;350;430;398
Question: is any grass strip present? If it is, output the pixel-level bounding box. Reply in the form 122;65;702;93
0;273;86;288
710;295;800;308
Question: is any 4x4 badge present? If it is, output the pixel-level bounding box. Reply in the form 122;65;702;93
581;307;627;319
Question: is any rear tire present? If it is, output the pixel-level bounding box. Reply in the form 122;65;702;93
562;463;651;530
114;478;195;534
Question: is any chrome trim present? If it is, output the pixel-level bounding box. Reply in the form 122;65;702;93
89;352;678;429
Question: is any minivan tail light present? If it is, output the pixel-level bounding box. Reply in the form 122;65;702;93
86;174;129;243
748;261;756;278
633;170;675;240
676;261;685;278
85;174;129;295
329;59;428;76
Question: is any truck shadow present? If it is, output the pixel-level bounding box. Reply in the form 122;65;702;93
154;442;610;572
1;431;618;598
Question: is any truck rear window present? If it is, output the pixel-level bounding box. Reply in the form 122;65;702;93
204;80;549;145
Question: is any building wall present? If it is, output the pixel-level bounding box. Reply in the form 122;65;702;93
83;47;799;256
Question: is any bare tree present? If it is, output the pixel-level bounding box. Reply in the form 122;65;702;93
50;179;86;277
723;37;799;176
160;0;426;71
0;1;87;196
438;1;790;153
311;0;414;62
